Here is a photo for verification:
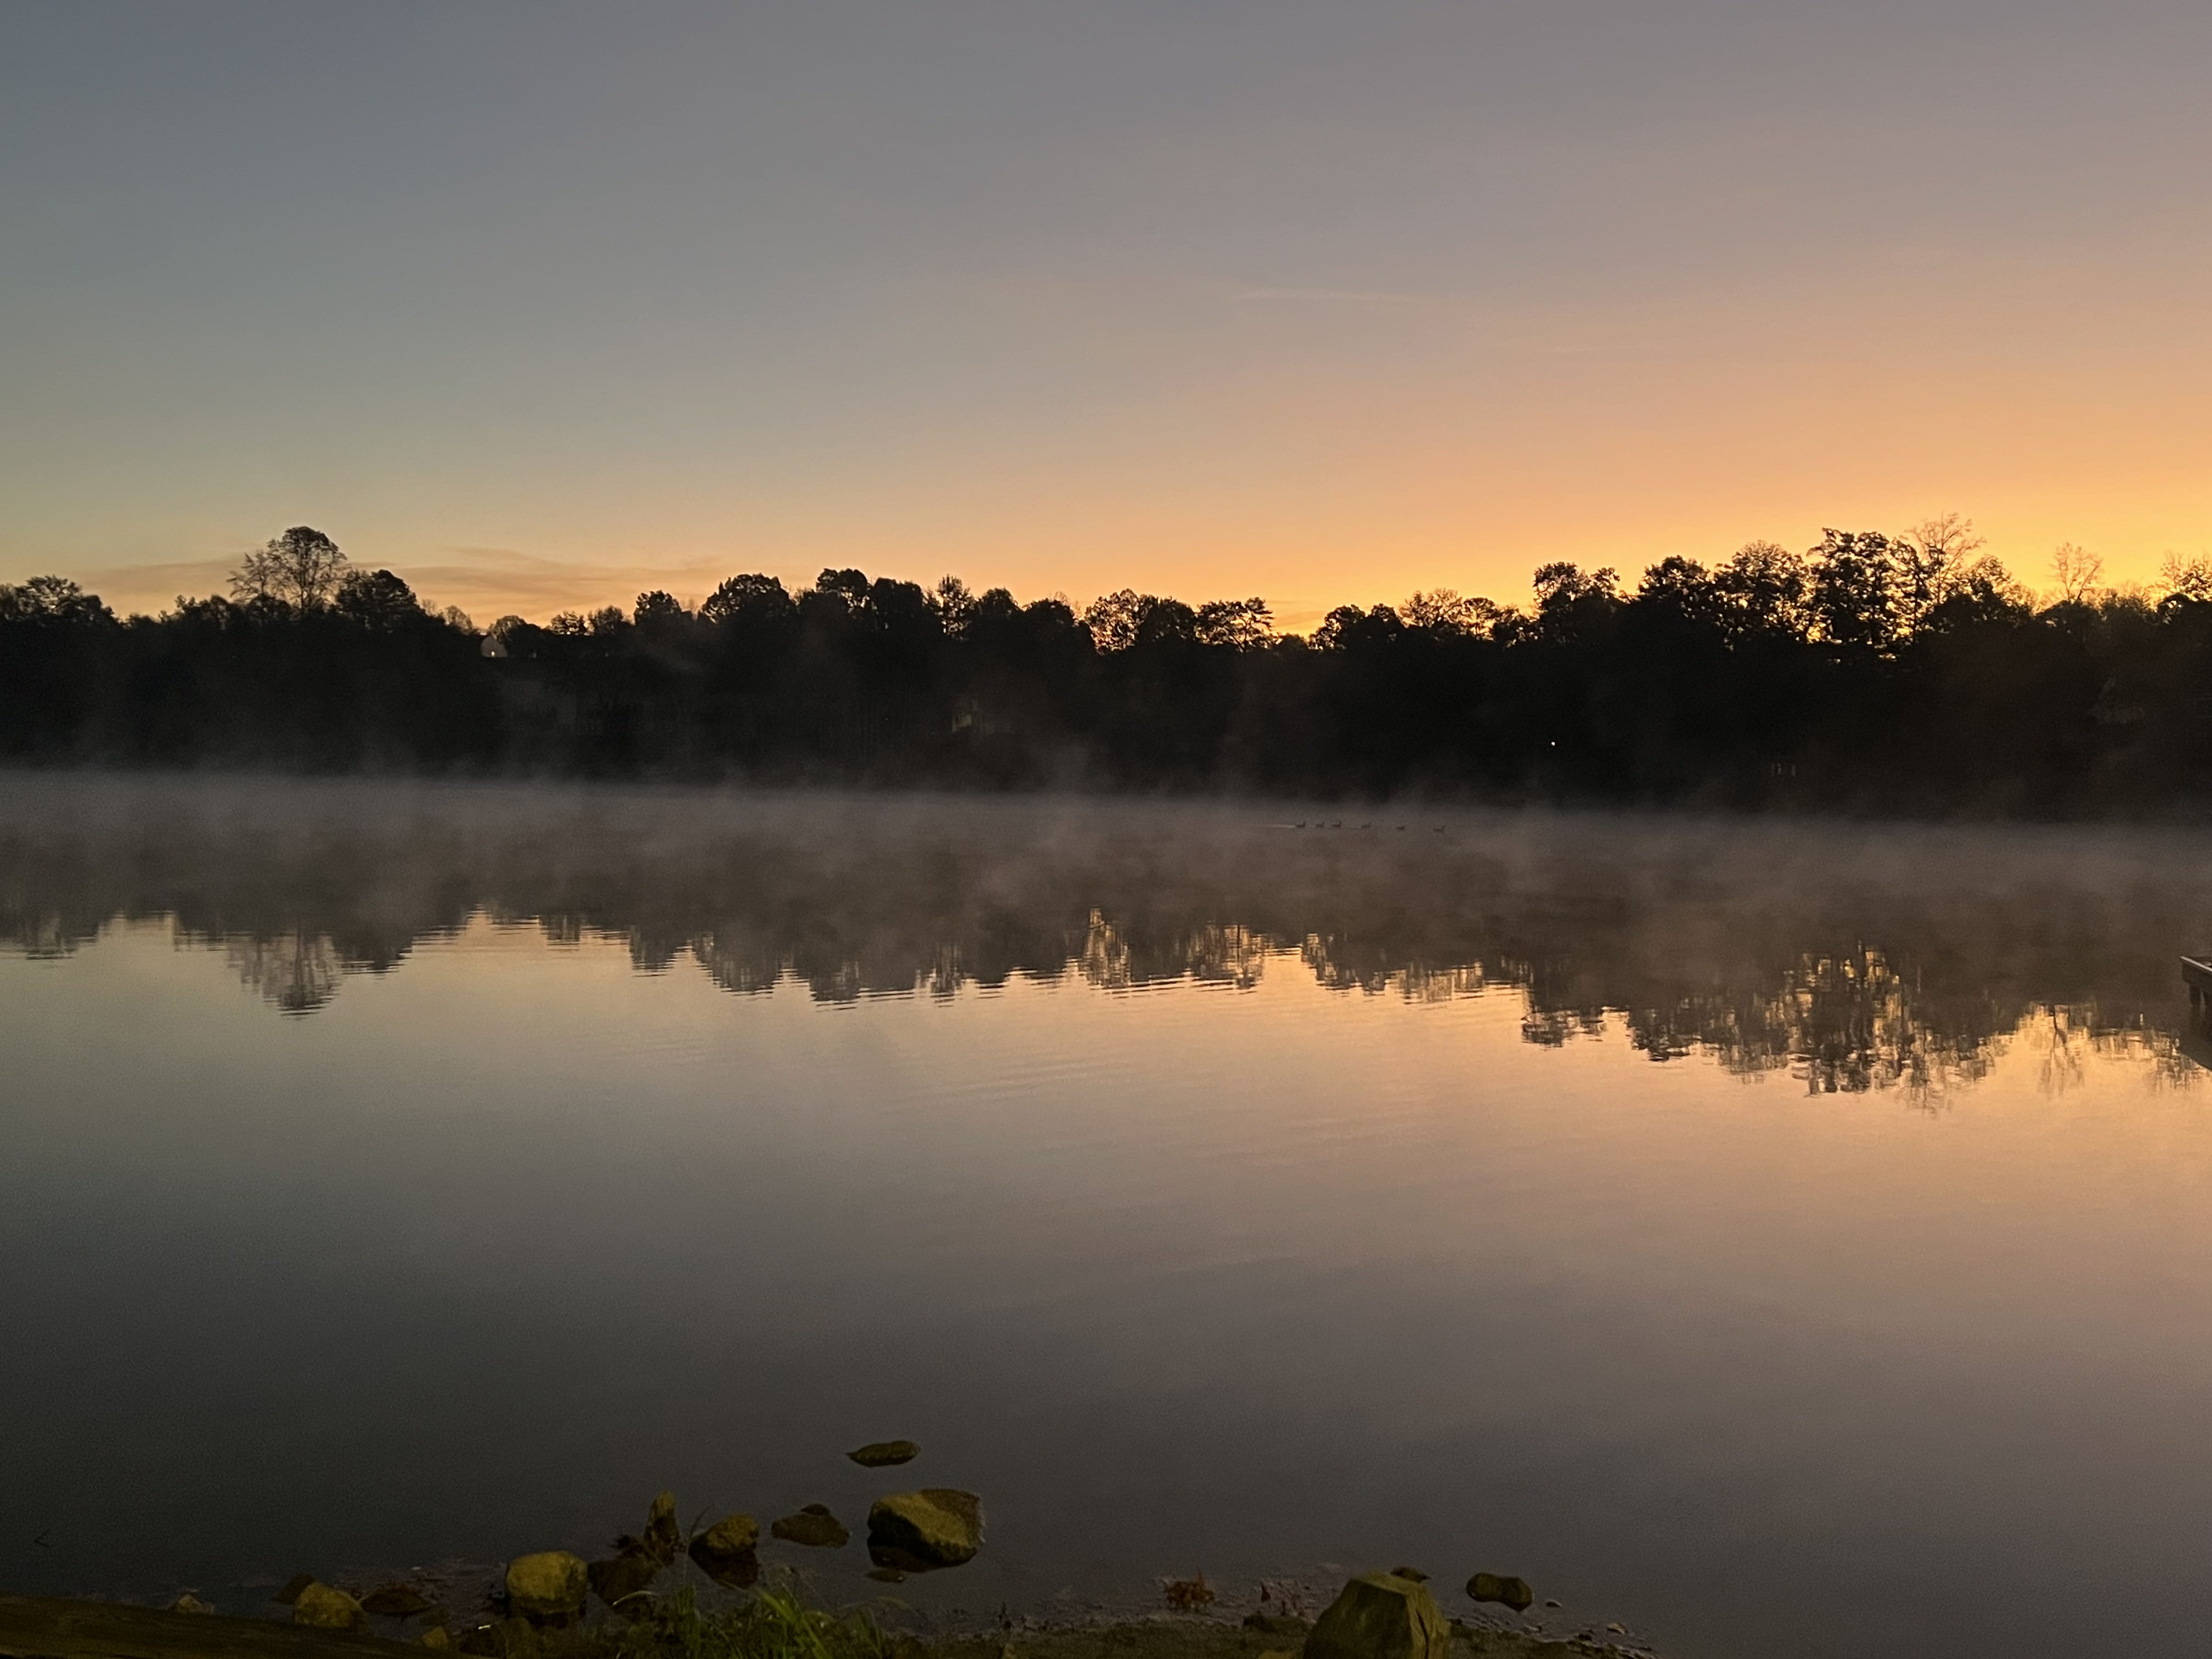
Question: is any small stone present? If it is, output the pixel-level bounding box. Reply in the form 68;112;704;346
272;1574;317;1606
294;1583;368;1630
419;1628;453;1650
641;1491;683;1568
866;1489;983;1571
848;1440;921;1468
1389;1567;1428;1583
689;1514;762;1589
1605;1623;1626;1635
504;1551;588;1622
1466;1574;1534;1615
1307;1573;1449;1659
364;1583;433;1618
167;1594;215;1615
1543;1600;1561;1610
771;1504;849;1548
865;1567;907;1584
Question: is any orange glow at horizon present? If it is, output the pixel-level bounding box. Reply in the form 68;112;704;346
7;8;2210;628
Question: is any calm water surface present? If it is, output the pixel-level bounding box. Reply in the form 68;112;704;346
4;777;2212;1659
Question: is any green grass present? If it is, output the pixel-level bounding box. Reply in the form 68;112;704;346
599;1585;890;1659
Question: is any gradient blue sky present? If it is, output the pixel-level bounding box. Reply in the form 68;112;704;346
4;1;2209;625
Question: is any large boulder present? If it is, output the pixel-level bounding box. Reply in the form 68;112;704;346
770;1504;849;1548
1306;1573;1449;1659
292;1583;368;1630
865;1489;983;1570
504;1552;588;1623
689;1514;761;1589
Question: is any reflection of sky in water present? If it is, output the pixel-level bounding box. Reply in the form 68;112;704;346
4;780;2212;1659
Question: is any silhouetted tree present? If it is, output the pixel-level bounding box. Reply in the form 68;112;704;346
2051;543;2104;606
1;575;111;626
230;526;349;610
1195;597;1273;648
335;568;423;630
1807;530;1899;651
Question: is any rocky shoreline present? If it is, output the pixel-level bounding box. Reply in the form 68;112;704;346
3;1449;1663;1659
0;1583;1656;1659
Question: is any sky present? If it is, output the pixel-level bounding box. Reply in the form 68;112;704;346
3;1;2210;629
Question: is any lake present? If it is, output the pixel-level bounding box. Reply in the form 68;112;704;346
4;775;2211;1658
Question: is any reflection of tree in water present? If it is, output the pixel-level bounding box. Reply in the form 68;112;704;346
1595;949;2012;1097
7;781;2212;1096
3;909;91;959
2015;1003;2200;1095
692;926;783;996
1081;911;1268;992
1298;933;1499;1001
223;929;346;1015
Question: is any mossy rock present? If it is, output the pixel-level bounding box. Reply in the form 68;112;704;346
866;1489;983;1570
1464;1576;1533;1616
770;1504;849;1548
503;1553;587;1622
1306;1573;1449;1659
586;1550;660;1613
848;1440;921;1468
362;1585;432;1619
294;1585;368;1632
640;1492;683;1568
688;1514;762;1589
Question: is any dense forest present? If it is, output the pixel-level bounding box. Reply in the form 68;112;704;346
8;520;2212;811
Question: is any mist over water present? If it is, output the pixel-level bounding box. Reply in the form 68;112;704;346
5;776;2212;1659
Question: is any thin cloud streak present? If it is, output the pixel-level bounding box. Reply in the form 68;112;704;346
76;545;771;624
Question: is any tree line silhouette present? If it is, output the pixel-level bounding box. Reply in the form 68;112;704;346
9;518;2212;810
